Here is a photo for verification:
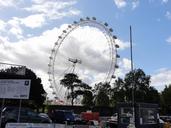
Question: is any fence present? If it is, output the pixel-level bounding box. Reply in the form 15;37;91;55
5;123;98;128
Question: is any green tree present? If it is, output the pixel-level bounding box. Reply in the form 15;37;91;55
95;90;110;106
0;67;46;108
110;78;126;106
161;84;171;114
94;82;111;107
111;69;159;105
81;90;94;106
60;73;91;106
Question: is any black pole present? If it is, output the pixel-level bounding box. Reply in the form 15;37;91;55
130;26;134;71
130;26;134;103
130;26;135;127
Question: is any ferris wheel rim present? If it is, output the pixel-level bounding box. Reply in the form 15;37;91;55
48;17;119;101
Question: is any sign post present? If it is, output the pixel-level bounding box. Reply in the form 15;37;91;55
0;79;31;126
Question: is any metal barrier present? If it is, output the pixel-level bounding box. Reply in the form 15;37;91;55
5;123;96;128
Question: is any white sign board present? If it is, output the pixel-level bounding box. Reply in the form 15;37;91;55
0;79;31;99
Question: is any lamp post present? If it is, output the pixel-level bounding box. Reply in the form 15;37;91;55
128;26;136;128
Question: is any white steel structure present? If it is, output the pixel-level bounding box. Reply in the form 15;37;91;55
48;17;120;104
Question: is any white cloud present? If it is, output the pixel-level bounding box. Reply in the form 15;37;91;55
20;14;45;28
8;17;20;27
0;26;58;71
24;0;80;20
115;58;131;78
151;68;171;92
166;36;171;43
115;39;130;50
0;0;81;43
0;19;23;39
162;0;169;4
9;28;23;39
113;0;140;10
31;0;46;4
0;0;23;7
0;0;80;35
7;17;23;38
165;11;171;20
113;0;127;8
7;14;45;30
0;20;6;31
132;1;139;9
122;58;131;70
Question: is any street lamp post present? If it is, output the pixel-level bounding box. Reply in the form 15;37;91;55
128;26;136;128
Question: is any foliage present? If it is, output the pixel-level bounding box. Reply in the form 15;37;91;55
0;67;46;108
93;82;111;106
95;90;110;106
161;84;171;114
111;69;159;105
110;78;125;106
81;90;94;106
60;73;91;106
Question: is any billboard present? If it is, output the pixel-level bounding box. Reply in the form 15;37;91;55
0;79;31;99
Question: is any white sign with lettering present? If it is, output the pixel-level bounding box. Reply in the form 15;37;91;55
0;79;31;99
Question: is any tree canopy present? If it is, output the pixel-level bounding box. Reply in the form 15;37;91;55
81;90;94;106
93;82;111;106
161;84;171;114
81;69;160;107
60;73;91;106
111;69;160;105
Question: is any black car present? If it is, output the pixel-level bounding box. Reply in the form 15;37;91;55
48;109;75;124
1;106;51;128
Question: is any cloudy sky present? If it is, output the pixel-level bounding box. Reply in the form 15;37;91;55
0;0;171;99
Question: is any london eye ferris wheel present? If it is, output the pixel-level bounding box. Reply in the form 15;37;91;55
48;17;120;104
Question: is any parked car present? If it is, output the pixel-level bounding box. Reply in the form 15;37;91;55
73;113;87;125
160;115;171;122
1;106;51;128
38;113;52;122
73;113;81;121
109;113;118;122
48;109;75;124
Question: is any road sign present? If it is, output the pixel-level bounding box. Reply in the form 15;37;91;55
0;79;31;99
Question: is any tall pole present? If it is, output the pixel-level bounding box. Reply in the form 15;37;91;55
130;26;134;103
130;26;135;127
